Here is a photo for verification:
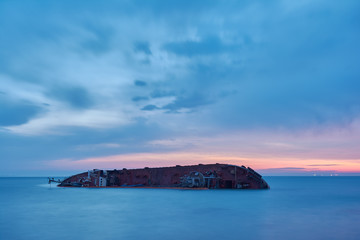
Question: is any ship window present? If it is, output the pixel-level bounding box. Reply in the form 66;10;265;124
225;180;233;189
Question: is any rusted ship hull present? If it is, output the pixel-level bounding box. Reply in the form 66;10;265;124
57;164;269;189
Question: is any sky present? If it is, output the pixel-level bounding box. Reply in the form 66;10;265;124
1;0;360;176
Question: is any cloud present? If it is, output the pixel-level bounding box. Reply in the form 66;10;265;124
80;23;114;55
134;41;152;55
162;93;213;112
47;86;94;109
141;104;159;111
134;80;147;87
1;0;360;175
150;90;176;98
0;97;44;126
308;164;339;166
3;107;132;135
132;96;149;102
163;36;235;57
75;143;123;151
262;167;306;170
2;0;359;134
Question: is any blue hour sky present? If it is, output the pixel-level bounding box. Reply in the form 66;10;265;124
1;0;360;176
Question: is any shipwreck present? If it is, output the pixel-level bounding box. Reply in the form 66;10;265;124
50;163;269;189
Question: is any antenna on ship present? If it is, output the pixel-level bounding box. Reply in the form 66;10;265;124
48;177;61;188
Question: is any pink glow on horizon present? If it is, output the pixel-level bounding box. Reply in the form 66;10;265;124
40;122;360;175
44;151;360;175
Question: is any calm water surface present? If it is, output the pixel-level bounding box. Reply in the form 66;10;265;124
1;177;359;240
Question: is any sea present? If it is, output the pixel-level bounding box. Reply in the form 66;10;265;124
1;177;359;240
